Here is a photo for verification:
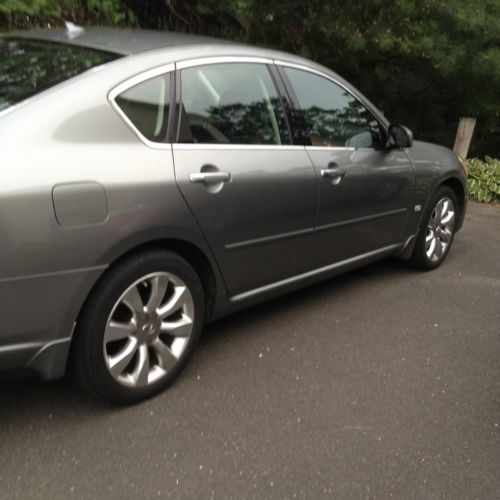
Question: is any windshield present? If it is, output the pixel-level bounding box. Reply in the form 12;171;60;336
0;38;120;112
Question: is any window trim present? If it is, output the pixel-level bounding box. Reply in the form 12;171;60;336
173;57;292;147
176;56;274;70
274;60;389;150
108;62;175;150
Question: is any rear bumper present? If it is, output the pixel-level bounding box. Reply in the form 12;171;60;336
0;265;106;380
0;336;72;380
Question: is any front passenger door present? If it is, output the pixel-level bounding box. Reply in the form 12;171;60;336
280;65;415;268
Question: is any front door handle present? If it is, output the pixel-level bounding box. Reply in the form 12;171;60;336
320;163;346;183
189;171;231;185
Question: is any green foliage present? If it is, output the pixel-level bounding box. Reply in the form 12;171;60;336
0;0;498;158
0;0;136;29
466;157;500;203
242;0;500;159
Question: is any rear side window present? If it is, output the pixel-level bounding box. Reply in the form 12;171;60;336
179;63;290;145
114;75;170;143
0;38;119;112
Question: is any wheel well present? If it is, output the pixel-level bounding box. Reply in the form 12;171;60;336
441;177;466;224
102;239;218;321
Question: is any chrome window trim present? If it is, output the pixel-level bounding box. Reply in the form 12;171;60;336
176;56;274;70
108;62;175;150
173;144;305;151
305;146;356;152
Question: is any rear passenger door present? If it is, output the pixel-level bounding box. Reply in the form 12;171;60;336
172;59;317;297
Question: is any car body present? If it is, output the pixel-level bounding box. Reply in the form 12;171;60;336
0;27;467;402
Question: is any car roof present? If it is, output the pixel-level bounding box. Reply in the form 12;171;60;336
1;26;390;129
4;26;234;55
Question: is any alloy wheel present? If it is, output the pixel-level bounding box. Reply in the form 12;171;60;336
425;197;455;263
103;272;195;388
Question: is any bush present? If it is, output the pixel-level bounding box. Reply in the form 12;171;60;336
465;157;500;204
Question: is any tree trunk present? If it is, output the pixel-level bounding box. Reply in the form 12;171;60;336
453;117;476;158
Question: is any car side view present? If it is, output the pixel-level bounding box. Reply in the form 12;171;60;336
0;26;467;403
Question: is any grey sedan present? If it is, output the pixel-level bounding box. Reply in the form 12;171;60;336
0;26;467;403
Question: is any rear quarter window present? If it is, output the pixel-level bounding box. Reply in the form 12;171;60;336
114;75;171;143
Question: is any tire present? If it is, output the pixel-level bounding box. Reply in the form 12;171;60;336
410;186;458;270
70;249;205;404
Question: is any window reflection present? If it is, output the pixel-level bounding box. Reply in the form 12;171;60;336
115;76;170;142
180;63;289;145
0;38;119;111
285;67;383;148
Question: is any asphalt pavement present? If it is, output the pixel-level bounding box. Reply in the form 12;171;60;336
0;202;499;499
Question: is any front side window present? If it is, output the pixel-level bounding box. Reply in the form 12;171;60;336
115;75;170;143
0;38;119;112
179;63;289;145
283;67;383;148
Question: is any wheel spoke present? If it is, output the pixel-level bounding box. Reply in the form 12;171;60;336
122;286;145;322
108;338;138;377
426;236;436;258
104;320;135;343
440;199;449;218
425;231;433;243
132;344;150;386
157;286;188;319
145;275;169;315
441;210;455;226
161;313;193;337
151;339;178;370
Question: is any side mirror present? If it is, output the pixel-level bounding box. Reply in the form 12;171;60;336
388;124;413;149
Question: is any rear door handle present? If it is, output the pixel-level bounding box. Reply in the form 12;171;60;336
189;172;231;185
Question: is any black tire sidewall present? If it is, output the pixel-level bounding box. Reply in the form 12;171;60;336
74;250;205;404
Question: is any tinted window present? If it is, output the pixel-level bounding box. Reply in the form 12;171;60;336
0;38;119;112
284;67;383;148
179;63;289;145
115;75;170;143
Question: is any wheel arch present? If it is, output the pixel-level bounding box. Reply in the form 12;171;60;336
98;238;221;322
72;236;225;343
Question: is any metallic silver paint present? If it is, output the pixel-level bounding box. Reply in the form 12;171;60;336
230;243;403;303
0;29;467;380
53;182;108;226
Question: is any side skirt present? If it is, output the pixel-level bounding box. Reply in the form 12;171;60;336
229;243;403;305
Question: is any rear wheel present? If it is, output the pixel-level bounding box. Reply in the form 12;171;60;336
71;250;205;404
410;186;458;270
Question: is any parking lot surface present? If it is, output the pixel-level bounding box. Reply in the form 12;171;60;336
0;202;499;499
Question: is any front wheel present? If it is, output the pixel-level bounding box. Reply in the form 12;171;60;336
70;250;205;404
410;186;458;270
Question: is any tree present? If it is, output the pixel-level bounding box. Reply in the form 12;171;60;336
1;0;498;157
242;0;500;157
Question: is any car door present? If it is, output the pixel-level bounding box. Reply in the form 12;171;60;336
278;64;415;268
172;59;317;297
